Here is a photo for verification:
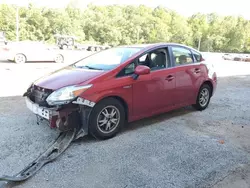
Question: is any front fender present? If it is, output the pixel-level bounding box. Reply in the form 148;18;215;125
81;86;133;117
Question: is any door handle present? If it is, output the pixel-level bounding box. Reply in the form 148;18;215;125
123;85;131;89
165;75;174;81
194;68;201;73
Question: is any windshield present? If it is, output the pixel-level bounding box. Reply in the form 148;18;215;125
73;47;141;70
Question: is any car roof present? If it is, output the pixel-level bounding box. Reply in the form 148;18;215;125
118;42;200;53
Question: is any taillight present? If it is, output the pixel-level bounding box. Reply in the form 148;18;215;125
3;47;9;51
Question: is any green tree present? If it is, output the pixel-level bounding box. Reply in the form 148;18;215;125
0;3;249;53
19;5;49;41
0;4;16;40
188;13;209;50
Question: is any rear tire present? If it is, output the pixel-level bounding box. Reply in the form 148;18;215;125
14;54;26;64
193;84;211;111
89;98;125;140
90;46;95;52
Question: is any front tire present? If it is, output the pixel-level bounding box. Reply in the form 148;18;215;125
193;84;211;111
54;54;64;63
62;44;68;50
89;98;125;140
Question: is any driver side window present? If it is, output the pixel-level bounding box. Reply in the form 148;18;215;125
116;48;169;77
137;48;169;71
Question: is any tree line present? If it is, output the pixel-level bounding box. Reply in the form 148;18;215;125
0;3;250;53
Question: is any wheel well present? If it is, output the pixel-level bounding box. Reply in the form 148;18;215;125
203;81;213;95
98;96;129;122
57;54;64;58
16;53;27;59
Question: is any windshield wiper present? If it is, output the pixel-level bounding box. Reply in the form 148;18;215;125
73;65;103;70
84;66;103;70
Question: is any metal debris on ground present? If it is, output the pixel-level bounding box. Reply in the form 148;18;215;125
0;129;76;183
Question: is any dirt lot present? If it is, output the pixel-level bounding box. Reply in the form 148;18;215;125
0;57;250;188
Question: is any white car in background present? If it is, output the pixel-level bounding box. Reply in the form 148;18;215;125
222;53;234;60
6;41;64;64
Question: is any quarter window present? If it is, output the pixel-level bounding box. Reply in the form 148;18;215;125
116;62;135;77
124;63;135;75
172;47;194;66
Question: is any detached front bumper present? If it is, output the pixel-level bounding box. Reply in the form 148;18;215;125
24;83;96;137
25;97;55;120
25;96;88;133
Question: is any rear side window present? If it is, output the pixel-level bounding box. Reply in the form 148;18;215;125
192;50;203;62
172;47;194;66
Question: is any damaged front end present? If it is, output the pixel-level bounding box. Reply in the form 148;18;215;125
23;84;95;139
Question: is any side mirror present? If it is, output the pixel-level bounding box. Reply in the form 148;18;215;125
132;65;150;80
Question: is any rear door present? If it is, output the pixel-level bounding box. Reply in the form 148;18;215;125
27;43;53;61
169;45;202;106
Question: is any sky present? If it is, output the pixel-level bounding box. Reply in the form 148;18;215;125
0;0;250;19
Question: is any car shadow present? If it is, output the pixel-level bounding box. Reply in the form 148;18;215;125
74;106;196;144
123;106;195;133
0;59;56;64
24;61;56;63
0;60;11;63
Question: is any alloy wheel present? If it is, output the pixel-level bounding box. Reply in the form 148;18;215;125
55;54;64;63
15;54;26;64
97;105;120;134
199;88;210;107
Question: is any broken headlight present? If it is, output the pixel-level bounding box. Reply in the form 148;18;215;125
46;84;92;106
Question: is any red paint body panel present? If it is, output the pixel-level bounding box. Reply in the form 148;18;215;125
82;76;134;118
131;68;176;121
33;43;217;126
175;64;205;105
35;67;104;90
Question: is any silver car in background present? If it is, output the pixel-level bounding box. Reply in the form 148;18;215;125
6;41;64;64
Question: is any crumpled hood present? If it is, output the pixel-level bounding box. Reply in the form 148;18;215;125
34;66;104;90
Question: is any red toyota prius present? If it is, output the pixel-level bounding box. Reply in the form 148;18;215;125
24;43;217;140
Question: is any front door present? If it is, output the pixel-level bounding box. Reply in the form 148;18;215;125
132;47;176;120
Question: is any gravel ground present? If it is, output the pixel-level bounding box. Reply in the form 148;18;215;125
0;58;250;188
